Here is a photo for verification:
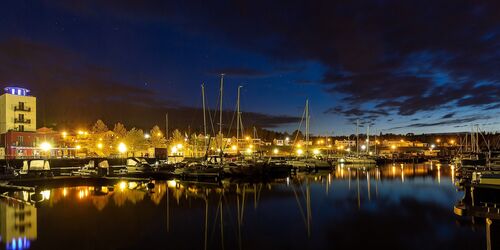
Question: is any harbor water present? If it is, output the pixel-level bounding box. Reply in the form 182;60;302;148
0;163;490;249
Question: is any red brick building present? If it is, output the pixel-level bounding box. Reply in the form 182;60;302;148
1;127;73;159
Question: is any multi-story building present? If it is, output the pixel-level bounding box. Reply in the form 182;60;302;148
0;87;36;133
0;86;65;158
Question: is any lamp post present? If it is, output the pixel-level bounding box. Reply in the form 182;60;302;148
118;142;127;158
40;142;52;159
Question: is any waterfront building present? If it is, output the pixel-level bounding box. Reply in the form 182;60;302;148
0;87;73;158
381;139;426;148
274;139;285;146
1;127;68;158
0;87;36;133
335;140;356;148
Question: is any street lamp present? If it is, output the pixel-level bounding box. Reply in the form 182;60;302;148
118;143;127;154
171;146;178;154
40;142;52;158
40;142;52;152
144;134;151;139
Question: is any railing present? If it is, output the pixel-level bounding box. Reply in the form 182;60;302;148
14;118;31;124
14;106;31;112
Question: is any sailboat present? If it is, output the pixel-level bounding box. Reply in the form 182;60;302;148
287;99;331;171
455;125;489;182
175;76;226;179
338;120;376;166
222;86;280;177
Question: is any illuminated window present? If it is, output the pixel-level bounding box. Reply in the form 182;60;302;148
17;136;23;146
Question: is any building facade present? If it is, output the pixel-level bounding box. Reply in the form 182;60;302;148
1;128;66;158
0;86;62;158
0;87;36;133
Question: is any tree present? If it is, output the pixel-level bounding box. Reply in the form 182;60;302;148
113;123;127;139
149;125;167;148
124;128;148;156
88;120;110;156
171;129;184;144
92;120;109;134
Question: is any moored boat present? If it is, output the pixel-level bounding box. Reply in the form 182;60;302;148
338;156;376;165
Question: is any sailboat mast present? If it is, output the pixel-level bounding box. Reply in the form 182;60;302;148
201;84;207;148
476;125;480;153
219;74;224;152
471;125;475;153
202;84;207;135
305;99;310;158
356;119;359;157
366;124;370;155
236;86;242;149
165;113;169;141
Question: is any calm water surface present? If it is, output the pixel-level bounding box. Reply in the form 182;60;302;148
0;163;490;249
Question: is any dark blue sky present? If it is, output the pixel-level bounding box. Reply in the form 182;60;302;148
0;0;498;135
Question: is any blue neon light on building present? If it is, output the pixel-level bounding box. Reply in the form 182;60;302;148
4;87;30;96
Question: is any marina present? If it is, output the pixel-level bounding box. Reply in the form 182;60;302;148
1;1;499;249
1;162;493;250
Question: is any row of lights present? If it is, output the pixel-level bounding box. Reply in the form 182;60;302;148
64;131;162;138
39;141;128;153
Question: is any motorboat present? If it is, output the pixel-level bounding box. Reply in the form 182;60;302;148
72;159;110;176
120;157;154;174
18;159;53;177
173;155;223;179
286;157;332;171
472;171;500;186
173;162;222;179
338;156;376;165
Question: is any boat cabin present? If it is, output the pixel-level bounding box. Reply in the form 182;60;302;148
20;159;51;175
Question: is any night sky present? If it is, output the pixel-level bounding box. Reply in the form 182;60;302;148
0;0;499;135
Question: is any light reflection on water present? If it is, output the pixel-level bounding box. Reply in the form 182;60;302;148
0;163;490;249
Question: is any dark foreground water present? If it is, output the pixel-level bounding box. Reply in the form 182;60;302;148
0;163;492;250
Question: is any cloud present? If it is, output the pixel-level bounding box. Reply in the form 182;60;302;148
207;67;269;77
324;107;389;117
388;115;491;130
325;106;390;127
441;112;455;119
142;0;500;116
0;38;299;129
29;1;500;130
